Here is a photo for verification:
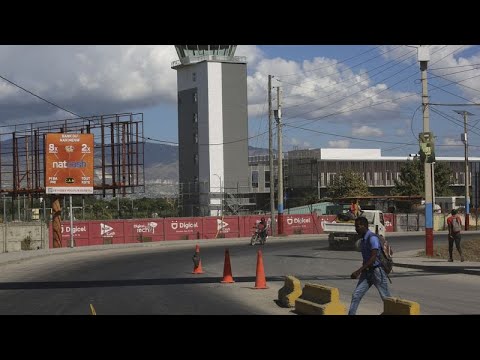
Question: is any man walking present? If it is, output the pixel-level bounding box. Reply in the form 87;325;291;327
447;209;464;262
348;216;391;315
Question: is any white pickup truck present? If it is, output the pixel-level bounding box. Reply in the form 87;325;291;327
323;210;386;250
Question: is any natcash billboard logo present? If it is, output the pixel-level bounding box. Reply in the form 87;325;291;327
216;219;230;233
100;223;115;236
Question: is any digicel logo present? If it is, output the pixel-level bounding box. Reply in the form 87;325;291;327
171;221;198;230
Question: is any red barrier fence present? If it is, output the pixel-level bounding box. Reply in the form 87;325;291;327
50;213;395;248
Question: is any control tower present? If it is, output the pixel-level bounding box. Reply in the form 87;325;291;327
172;45;249;217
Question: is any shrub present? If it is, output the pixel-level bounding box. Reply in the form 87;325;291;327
21;235;32;250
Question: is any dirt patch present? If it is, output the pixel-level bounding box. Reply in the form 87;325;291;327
417;238;480;261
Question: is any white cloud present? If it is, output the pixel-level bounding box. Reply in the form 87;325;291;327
236;45;264;68
0;45;420;130
287;137;311;149
352;125;383;137
0;45;179;122
246;49;418;124
381;45;480;103
328;140;350;148
290;137;300;145
443;137;463;146
0;44;478;158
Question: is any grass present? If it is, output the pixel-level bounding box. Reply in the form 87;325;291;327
417;238;480;262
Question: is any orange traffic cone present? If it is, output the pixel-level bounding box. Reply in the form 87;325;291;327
254;249;268;289
221;249;235;283
192;244;204;274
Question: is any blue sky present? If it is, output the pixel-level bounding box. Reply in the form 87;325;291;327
1;45;480;157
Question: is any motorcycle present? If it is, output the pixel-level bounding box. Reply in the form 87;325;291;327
250;226;267;245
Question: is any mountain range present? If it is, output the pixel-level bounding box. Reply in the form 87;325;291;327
0;138;267;197
143;143;269;197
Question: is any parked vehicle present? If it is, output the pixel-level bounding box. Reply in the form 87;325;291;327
323;210;386;250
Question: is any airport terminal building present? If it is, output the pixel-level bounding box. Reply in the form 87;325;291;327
248;148;480;199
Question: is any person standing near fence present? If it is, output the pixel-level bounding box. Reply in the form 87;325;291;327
447;209;464;262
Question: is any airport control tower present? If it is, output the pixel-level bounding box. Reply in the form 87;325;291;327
171;45;249;217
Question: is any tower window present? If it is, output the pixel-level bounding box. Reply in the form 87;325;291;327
194;154;199;165
194;133;198;144
252;170;259;188
192;72;196;82
193;92;197;103
193;113;198;123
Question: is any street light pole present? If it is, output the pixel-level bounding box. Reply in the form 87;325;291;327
454;110;474;230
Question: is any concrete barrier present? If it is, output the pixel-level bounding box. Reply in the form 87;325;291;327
382;297;420;315
278;275;302;308
295;283;346;315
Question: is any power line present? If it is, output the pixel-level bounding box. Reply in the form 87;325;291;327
276;45;382;77
0;73;85;119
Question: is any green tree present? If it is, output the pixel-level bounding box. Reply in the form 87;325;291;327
391;159;453;196
326;170;371;199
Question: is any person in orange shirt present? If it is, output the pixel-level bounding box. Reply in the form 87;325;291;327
350;200;361;218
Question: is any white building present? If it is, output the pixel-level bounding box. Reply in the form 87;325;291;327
172;45;250;216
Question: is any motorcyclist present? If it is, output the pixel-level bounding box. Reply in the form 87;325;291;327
257;217;268;241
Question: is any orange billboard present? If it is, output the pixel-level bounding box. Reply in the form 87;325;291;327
45;133;94;194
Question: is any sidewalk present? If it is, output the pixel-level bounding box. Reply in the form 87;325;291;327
394;249;480;275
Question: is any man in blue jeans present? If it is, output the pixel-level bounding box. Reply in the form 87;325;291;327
348;216;391;315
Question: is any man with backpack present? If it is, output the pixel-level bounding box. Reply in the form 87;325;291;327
348;216;391;315
447;209;464;262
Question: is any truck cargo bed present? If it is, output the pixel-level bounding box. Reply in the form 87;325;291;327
323;222;357;233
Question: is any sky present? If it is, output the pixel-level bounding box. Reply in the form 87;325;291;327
1;45;480;158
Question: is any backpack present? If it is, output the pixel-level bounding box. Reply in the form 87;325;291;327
451;216;462;233
366;232;394;277
377;234;394;275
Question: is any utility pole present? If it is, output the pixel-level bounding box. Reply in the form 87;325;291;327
275;86;284;235
69;195;74;248
418;45;434;256
268;75;276;236
454;110;474;230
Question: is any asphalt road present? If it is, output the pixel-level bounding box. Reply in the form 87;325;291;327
0;233;478;314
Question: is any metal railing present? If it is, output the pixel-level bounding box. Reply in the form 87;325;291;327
171;55;247;67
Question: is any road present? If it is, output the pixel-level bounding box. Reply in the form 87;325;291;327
0;233;478;314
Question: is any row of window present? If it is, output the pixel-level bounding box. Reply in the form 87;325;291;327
250;169;472;189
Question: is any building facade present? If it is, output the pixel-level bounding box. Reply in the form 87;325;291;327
248;148;480;205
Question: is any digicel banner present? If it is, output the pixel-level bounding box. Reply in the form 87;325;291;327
45;133;94;194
